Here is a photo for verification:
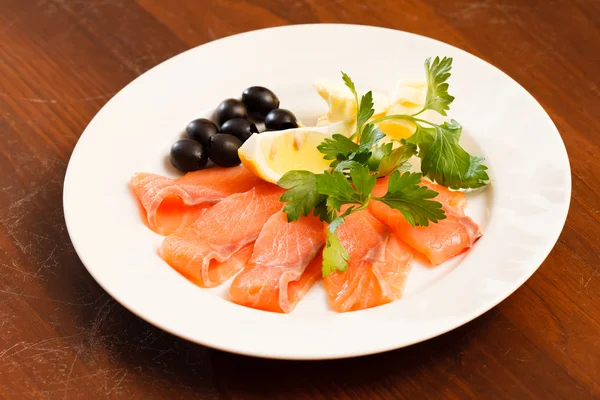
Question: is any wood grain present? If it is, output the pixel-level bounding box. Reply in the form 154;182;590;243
1;0;599;398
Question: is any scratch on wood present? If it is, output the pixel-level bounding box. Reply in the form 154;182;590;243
581;268;598;291
0;260;37;282
0;91;117;105
446;0;526;20
0;342;24;361
0;287;103;308
86;298;117;349
106;369;128;395
74;92;117;102
121;58;144;75
151;348;173;361
25;98;57;104
0;17;19;34
516;356;532;362
32;244;58;279
62;346;82;400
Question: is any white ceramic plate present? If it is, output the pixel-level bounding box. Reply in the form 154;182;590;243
63;24;570;360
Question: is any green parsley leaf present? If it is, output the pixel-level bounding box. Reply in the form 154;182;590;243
405;123;436;157
341;71;358;105
349;163;376;200
423;56;455;116
420;120;489;189
278;171;324;222
325;195;346;214
397;161;412;173
359;124;385;151
375;170;446;226
322;124;383;171
316;167;374;208
328;216;345;232
379;143;417;177
313;200;335;222
367;142;392;171
317;134;359;165
341;71;375;139
368;142;416;177
357;91;375;130
315;170;358;204
348;151;371;165
322;219;349;277
334;159;362;173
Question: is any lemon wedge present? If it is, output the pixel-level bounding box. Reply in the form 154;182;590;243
239;124;342;183
313;79;389;136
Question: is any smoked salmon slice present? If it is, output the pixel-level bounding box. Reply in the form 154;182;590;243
160;184;284;288
324;210;413;312
370;177;481;266
229;212;325;313
131;166;262;235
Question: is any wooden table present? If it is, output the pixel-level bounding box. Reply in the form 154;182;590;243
1;1;599;398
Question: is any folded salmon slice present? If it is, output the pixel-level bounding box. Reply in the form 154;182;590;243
160;184;284;288
369;177;481;266
131;166;262;235
324;210;413;312
229;212;325;313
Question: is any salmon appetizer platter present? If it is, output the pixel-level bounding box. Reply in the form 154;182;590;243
63;25;570;359
130;55;490;314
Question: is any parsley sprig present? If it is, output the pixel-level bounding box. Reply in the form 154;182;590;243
369;57;489;189
278;56;489;276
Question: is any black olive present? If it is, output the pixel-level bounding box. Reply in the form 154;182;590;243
215;99;247;126
209;134;242;167
220;118;258;142
170;139;208;172
242;86;280;121
264;109;298;131
185;118;218;147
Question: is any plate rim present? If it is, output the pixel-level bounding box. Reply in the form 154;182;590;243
63;23;572;360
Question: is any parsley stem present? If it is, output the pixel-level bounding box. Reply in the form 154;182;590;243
368;113;415;125
354;198;370;212
411;117;439;127
369;113;442;130
410;108;426;118
354;94;361;142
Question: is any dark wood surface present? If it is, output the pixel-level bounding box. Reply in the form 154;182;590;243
1;0;599;398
